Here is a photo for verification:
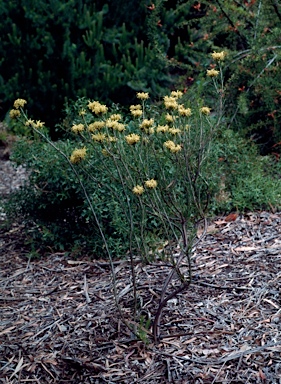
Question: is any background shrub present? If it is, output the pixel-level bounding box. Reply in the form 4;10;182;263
1;0;198;130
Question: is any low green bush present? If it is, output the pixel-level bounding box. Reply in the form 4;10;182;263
211;128;281;212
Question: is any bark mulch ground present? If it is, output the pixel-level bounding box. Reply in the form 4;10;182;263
0;212;281;383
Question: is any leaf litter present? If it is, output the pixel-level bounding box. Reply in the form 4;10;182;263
0;211;281;383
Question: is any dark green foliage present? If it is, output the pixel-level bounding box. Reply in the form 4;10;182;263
211;128;281;212
0;0;169;128
1;0;202;130
1;0;215;130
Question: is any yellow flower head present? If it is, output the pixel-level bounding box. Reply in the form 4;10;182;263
131;109;142;118
164;140;182;153
25;119;35;126
164;96;178;110
109;113;122;121
106;119;119;129
211;51;226;61
125;133;141;145
170;90;183;99
79;109;86;116
106;120;125;132
115;123;126;132
130;104;142;118
178;105;192;117
145;179;157;189
92;133;106;142
136;92;149;100
71;123;84;134
35;120;45;128
88;121;106;132
140;118;154;130
169;127;181;135
9;109;21;119
165;114;174;123
70;147;87;164
133;185;145;195
13;99;27;109
207;69;219;77
88;100;108;115
156;124;169;133
200;106;211;115
130;104;142;111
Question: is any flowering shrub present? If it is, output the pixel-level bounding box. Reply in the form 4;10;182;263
10;52;227;340
9;48;281;339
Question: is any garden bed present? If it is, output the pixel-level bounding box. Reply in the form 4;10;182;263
1;211;281;383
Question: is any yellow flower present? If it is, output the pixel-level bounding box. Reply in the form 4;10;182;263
125;133;140;145
170;90;183;99
140;119;154;130
71;124;84;133
145;179;157;189
156;124;169;133
25;119;35;126
163;140;182;153
70;147;87;164
92;133;106;142
79;109;86;116
211;51;226;61
168;127;181;135
165;114;174;123
9;109;21;119
171;144;181;153
207;69;219;77
133;185;145;195
136;92;149;100
130;105;142;117
106;119;126;132
130;104;142;111
178;105;192;117
88;121;105;132
106;119;118;129
13;99;27;109
35;120;45;128
164;96;178;110
88;100;108;114
200;106;211;115
131;109;142;118
115;123;126;132
109;114;122;121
